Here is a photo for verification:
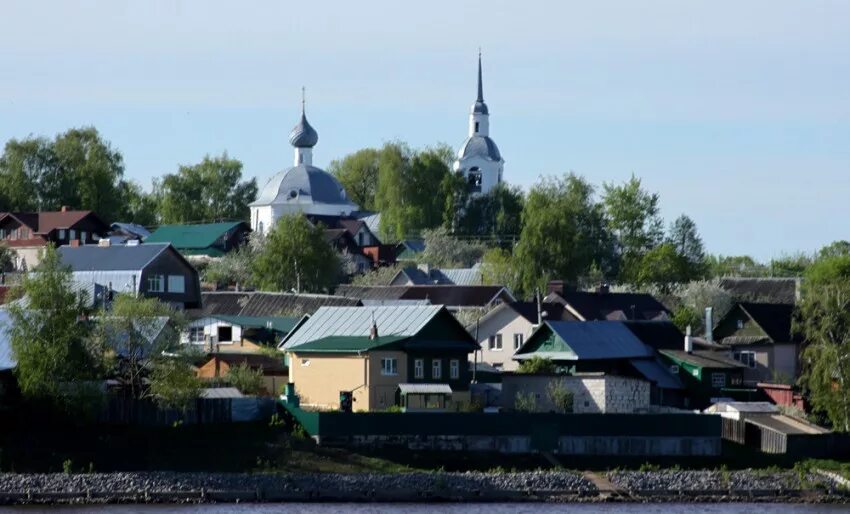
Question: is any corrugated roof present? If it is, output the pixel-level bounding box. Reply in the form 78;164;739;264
544;321;654;360
210;315;300;334
58;243;170;271
145;222;245;250
623;321;686;351
191;291;361;318
720;277;799;305
548;290;670;321
0;210;109;235
282;305;443;349
288;334;408;353
200;387;244;399
110;222;151;238
399;383;452;394
335;285;513;307
629;358;684;389
661;349;747;369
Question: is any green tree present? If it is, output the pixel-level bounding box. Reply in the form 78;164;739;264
768;252;812;277
672;305;702;333
0;137;51;211
632;243;689;293
253;214;340;293
674;279;733;332
667;214;708;280
226;363;265;395
328;148;381;210
706;254;768;278
453;183;524;238
204;234;264;290
603;175;664;279
350;264;404;286
0;243;15;272
517;356;556;374
480;248;520;291
546;379;575;413
156;153;257;224
514;174;615;295
7;246;105;410
818;241;850;261
118;180;158;226
417;227;486;268
148;356;202;412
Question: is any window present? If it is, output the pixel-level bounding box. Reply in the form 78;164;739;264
168;275;186;293
513;333;524;350
450;359;459;379
80;231;87;242
736;319;744;329
489;334;503;351
734;351;756;368
258;221;264;234
57;229;64;240
669;365;680;375
358;233;364;246
432;359;442;379
217;326;233;342
301;358;311;367
69;229;76;241
414;359;424;379
189;327;204;344
711;373;726;388
474;121;480;132
0;229;5;239
381;358;398;376
468;172;482;193
147;274;164;292
730;375;743;386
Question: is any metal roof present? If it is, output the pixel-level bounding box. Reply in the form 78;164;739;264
251;164;357;208
399;383;453;394
287;334;408;353
660;349;747;369
629;358;684;390
282;305;443;349
547;321;653;360
191;291;361;318
457;135;502;161
200;387;245;399
111;222;151;238
145;222;245;250
58;243;170;272
207;315;300;334
289;112;319;148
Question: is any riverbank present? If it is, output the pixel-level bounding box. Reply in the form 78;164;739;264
0;470;847;505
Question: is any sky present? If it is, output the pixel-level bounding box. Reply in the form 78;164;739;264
1;0;848;260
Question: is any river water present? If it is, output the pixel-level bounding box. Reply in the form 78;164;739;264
0;504;847;513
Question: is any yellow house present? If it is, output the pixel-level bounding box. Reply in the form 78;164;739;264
282;305;479;412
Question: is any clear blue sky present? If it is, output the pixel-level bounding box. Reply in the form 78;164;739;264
1;1;848;260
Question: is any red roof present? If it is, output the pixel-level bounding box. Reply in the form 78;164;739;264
0;210;108;235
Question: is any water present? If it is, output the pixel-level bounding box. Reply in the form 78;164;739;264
0;504;846;514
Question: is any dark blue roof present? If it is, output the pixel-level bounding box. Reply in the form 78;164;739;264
546;321;654;360
629;358;684;390
58;243;171;271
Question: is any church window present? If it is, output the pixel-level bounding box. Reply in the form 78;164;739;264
475;121;479;132
258;221;264;234
468;171;482;193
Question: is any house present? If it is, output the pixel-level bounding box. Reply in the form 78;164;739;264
544;283;670;321
312;215;396;269
500;373;651;413
324;229;373;273
196;352;288;396
470;301;567;372
513;321;683;406
660;349;747;408
719;277;801;305
145;221;251;260
281;305;479;411
394;239;425;262
183;315;300;352
712;302;802;385
108;222;151;245
0;209;110;269
190;291;361;319
389;264;484;286
334;285;515;310
58;242;202;309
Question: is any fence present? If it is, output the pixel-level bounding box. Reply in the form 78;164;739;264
99;396;275;426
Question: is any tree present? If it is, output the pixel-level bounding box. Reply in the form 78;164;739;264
417;227;486;268
7;246;105;410
350;264;404;286
328;148;381;210
118;180;158;226
674;279;733;333
226;363;265;395
513;174;616;295
705;254;768;278
156;153;257;224
253;214;340;293
818;241;850;261
480;248;520;291
0;137;51;211
769;252;812;277
453;183;524;238
514;391;538;412
667;214;708;280
517;356;556;374
0;243;15;272
631;243;689;293
148;356;202;412
204;234;262;290
602;175;664;279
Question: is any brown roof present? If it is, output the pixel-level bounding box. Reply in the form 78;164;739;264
190;291;362;318
546;290;670;321
0;210;108;235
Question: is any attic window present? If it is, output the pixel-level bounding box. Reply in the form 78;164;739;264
736;319;744;329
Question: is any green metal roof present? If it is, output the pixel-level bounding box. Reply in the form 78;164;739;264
212;315;300;334
288;335;409;353
145;222;244;251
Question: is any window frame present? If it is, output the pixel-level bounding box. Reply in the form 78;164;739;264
513;333;524;350
711;372;726;388
489;334;503;351
147;274;164;293
432;359;442;379
189;327;205;344
414;358;424;379
450;359;459;379
381;357;398;376
168;275;186;293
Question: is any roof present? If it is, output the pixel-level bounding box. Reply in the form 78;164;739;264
623;321;686;351
393;265;484;286
282;305;444;349
516;321;654;361
706;401;779;414
206;315;300;334
145;222;247;250
723;302;799;344
745;413;830;435
397;239;425;253
58;243;171;271
629;359;684;389
399;383;453;394
250;164;357;209
661;349;747;369
508;301;566;324
191;291;361;318
720;277;799;304
200;387;244;399
356;212;381;237
289;112;319;148
457;135;502;162
335;285;514;307
547;290;670;321
287;334;409;353
110;222;151;238
1;210;108;235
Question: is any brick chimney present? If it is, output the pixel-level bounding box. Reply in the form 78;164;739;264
69;239;80;247
60;206;68;213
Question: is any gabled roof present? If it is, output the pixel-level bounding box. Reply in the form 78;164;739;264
660;349;747;370
545;290;670;321
393;265;484;286
629;358;684;389
335;285;514;308
191;291;361;319
287;334;409;353
145;222;248;250
205;315;301;334
0;210;108;235
515;321;653;361
720;277;799;305
722;302;799;344
110;222;151;238
623;321;686;351
58;243;172;271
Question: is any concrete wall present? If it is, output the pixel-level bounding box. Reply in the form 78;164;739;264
500;374;650;413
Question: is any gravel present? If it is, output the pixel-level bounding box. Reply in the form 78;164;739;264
607;469;835;491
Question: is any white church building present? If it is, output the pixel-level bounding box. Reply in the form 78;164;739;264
249;97;359;236
453;53;505;196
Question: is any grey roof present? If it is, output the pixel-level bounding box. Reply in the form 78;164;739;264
521;321;654;361
399;383;453;394
190;291;361;319
289;113;318;148
282;305;443;349
0;309;14;371
200;387;245;399
58;243;170;272
111;222;151;238
250;164;357;209
629;358;684;390
394;265;483;286
719;277;800;304
457;135;502;162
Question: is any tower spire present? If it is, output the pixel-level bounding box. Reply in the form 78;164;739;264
301;86;306;115
476;49;484;103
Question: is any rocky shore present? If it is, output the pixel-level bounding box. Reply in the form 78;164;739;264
0;470;846;505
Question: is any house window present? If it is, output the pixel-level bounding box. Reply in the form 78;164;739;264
58;229;65;240
168;275;185;293
147;274;164;292
69;229;76;241
301;359;311;367
9;229;15;240
734;351;756;368
513;333;524;350
489;334;503;351
730;375;743;386
432;359;442;379
711;373;726;388
217;326;233;343
450;359;459;379
669;365;680;375
414;359;424;379
737;319;744;329
358;233;364;246
80;231;87;243
0;229;5;239
189;327;204;344
381;358;398;376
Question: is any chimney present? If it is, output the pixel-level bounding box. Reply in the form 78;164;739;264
98;239;111;247
684;325;693;353
704;307;714;342
60;206;68;213
596;283;610;295
70;239;80;247
536;288;543;326
547;280;565;296
369;311;378;340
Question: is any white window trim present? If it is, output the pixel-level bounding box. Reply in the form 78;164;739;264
450;359;459;379
432;359;442;379
148;274;164;293
414;358;424;379
513;333;524;350
381;358;398;376
489;334;503;351
188;327;205;344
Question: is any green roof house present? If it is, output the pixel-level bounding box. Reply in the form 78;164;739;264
660;349;747;408
145;221;250;259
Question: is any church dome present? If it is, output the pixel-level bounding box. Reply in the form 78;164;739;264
471;100;489;115
457;135;502;162
253;164;353;207
289;113;319;148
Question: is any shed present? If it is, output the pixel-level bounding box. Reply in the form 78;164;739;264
398;383;453;412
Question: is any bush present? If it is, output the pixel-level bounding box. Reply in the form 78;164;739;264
226;363;265;396
514;391;537;412
517;356;556;375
